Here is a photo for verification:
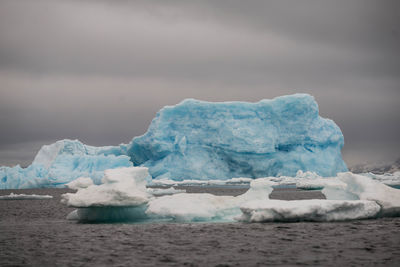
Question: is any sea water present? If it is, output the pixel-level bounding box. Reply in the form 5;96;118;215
1;187;399;266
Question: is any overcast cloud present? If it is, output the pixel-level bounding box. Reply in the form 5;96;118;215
0;0;399;167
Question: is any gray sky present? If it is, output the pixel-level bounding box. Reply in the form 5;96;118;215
0;0;399;167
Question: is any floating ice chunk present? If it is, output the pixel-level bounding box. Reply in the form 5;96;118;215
146;193;239;222
65;177;94;190
0;193;53;200
251;171;343;190
362;171;400;188
323;172;400;216
295;178;346;190
227;177;254;184
148;177;253;187
147;187;186;196
238;178;277;201
129;94;347;180
61;167;150;208
146;178;274;222
61;167;400;223
238;199;381;222
62;167;151;222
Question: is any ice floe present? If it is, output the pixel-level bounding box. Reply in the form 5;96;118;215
0;193;53;200
61;167;150;208
61;167;400;223
146;187;186;196
238;199;380;222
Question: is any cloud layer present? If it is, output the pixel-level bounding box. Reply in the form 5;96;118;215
0;0;399;167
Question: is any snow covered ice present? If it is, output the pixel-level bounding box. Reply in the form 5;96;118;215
63;168;276;222
238;199;381;222
1;94;348;189
62;167;150;208
62;167;151;222
362;171;400;188
322;172;400;217
61;167;400;223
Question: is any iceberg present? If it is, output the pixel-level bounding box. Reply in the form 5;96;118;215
1;94;348;189
128;94;347;180
0;139;132;189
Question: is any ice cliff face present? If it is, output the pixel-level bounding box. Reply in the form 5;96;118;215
128;94;347;180
0;94;347;189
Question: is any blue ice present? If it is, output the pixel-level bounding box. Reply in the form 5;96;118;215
0;94;347;189
129;94;347;180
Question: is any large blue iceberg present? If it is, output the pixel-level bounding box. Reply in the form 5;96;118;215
129;94;347;179
0;94;347;189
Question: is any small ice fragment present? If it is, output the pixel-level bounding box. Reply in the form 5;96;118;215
0;193;53;200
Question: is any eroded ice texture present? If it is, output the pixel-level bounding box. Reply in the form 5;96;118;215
129;94;347;180
0;139;131;189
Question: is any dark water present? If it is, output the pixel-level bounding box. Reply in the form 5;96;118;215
1;188;400;266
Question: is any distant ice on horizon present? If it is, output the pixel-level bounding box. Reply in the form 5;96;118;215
0;193;53;200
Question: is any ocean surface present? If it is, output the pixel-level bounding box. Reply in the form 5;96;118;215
1;187;399;266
